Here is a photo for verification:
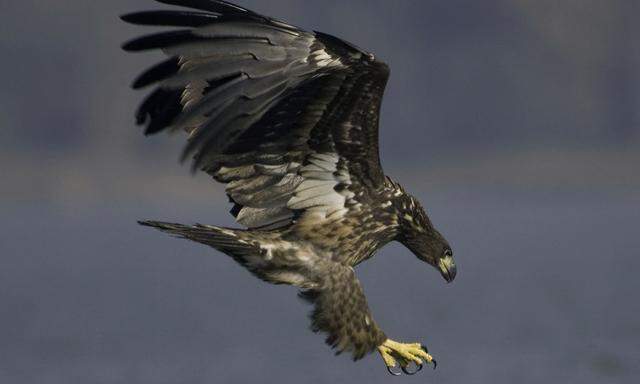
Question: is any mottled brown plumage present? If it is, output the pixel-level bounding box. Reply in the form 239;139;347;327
123;0;457;368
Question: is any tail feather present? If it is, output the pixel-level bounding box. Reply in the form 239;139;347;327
138;220;259;268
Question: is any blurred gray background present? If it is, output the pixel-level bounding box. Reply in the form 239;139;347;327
1;0;639;383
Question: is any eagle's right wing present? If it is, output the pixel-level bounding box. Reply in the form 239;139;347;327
122;0;391;232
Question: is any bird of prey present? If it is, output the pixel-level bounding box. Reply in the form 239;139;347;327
122;0;456;376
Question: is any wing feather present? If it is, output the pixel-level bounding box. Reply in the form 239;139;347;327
120;10;219;27
124;1;389;230
154;0;254;15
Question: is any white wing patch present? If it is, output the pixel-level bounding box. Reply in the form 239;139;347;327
310;48;343;68
223;152;361;229
288;152;355;222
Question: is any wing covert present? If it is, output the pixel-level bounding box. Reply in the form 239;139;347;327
123;0;390;230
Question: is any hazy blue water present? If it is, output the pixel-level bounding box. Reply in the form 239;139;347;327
2;189;638;384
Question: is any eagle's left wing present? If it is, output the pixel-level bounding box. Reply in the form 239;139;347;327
122;0;390;233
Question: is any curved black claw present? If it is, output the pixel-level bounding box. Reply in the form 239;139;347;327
419;345;437;370
387;365;402;376
401;361;423;375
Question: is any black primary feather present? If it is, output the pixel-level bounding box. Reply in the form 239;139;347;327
120;10;219;27
154;0;252;15
132;57;181;89
136;88;183;134
122;30;203;52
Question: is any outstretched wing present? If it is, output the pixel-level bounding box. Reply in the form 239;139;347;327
122;0;390;232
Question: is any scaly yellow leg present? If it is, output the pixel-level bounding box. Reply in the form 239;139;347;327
377;339;435;375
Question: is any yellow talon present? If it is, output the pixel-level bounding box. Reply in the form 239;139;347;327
378;344;398;368
377;339;434;375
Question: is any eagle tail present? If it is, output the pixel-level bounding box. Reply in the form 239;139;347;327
138;220;260;269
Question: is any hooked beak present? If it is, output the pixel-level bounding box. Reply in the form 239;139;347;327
437;256;457;283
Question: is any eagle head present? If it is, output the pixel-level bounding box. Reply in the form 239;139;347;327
396;195;456;283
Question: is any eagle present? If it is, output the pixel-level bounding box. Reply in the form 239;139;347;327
122;0;457;376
